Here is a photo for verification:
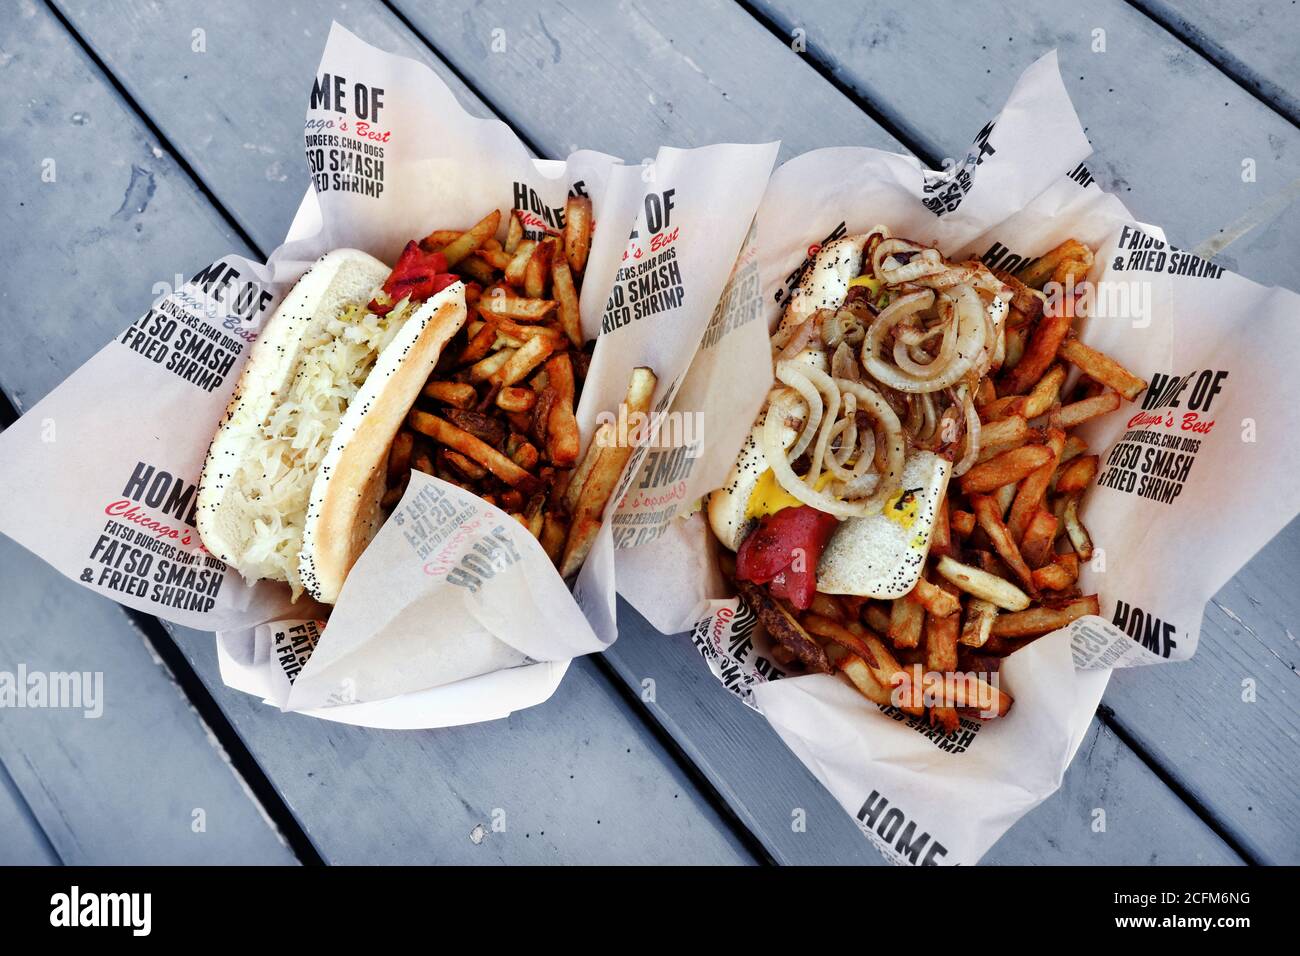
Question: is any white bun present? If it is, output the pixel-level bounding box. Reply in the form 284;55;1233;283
299;282;467;603
197;249;390;585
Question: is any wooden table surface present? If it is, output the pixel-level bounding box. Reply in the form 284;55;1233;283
1;0;1296;865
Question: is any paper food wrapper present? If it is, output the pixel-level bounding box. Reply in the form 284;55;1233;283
0;23;776;728
617;52;1300;863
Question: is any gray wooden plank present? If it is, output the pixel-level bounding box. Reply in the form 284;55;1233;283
750;0;1300;292
749;0;1300;866
2;0;756;864
0;536;298;864
1130;0;1300;127
0;760;61;865
381;0;1244;864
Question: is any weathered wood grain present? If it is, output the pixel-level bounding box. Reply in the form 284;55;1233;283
0;536;298;864
748;0;1300;291
1;0;755;865
0;760;61;865
1130;0;1300;127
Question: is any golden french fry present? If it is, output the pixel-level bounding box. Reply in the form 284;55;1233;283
1007;427;1065;542
524;238;554;299
559;367;657;576
552;256;582;348
1050;389;1121;429
960;444;1054;495
1057;337;1147;401
422;381;477;408
1055;454;1100;494
468;348;514;383
407;410;541;494
935;555;1031;611
1031;553;1079;591
1016;238;1093;290
1019;508;1060;569
950;509;976;538
1021;364;1067;419
496;386;537;413
479;286;557;322
972;494;1036;593
1062;492;1094;561
911;576;961;617
504;240;537;286
991;596;1099;638
888;595;924;648
545;353;580;467
563;195;593;274
428;209;501;267
959;598;999;648
490;335;556;388
505;212;524;254
999;295;1074;395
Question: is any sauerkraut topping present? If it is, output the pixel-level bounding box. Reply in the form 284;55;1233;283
232;295;415;596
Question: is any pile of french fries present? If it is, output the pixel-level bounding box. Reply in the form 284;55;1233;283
381;203;657;577
767;239;1146;731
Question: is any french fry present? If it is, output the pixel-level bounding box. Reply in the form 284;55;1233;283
442;448;488;481
911;576;961;617
1050;389;1121;429
1003;325;1027;369
990;595;1099;638
468;348;513;383
509;438;540;472
1021;364;1067;419
971;494;1036;592
1015;238;1093;290
935;555;1031;611
427;209;501;267
422;229;462;248
504;212;523;254
476;247;513;271
929;496;954;558
407;410;541;494
950;509;976;538
803;614;876;662
544;353;580;467
559;367;657;576
387;430;414;481
992;268;1044;319
459;317;499;365
925;583;961;733
1056;454;1100;494
523;238;554;299
960;444;1054;495
563;195;593;274
888;595;924;648
504;240;537;286
1058;434;1089;468
1062;492;1094;561
540;512;568;563
979;395;1024;422
847;627;922;716
959;598;999;648
1031;553;1079;591
410;445;435;475
1057;337;1147;401
496;386;537;413
838;655;895;707
455;254;496;285
422;381;477;408
489;335;557;388
1019;508;1059;569
895;664;1012;718
1007;427;1065;541
551;256;583;348
564;422;613;512
999;295;1074;395
978;414;1030;452
479;287;557;322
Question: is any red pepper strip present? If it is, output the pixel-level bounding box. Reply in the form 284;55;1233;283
735;505;840;611
369;241;459;315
